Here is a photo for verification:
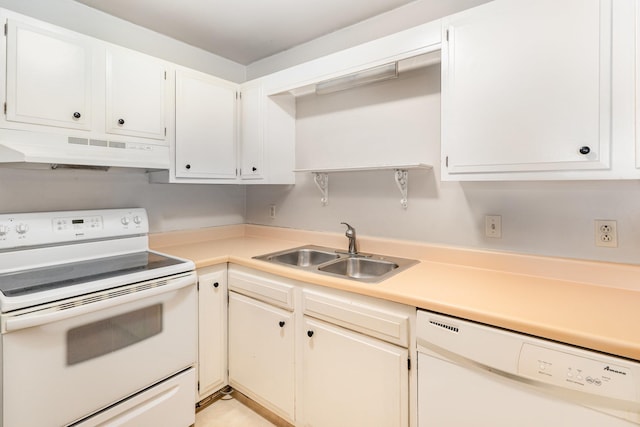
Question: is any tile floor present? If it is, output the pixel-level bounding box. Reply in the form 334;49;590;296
195;396;276;427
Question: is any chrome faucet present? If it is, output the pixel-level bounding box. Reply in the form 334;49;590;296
341;222;358;255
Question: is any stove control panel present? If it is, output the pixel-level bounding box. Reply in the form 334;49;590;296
53;215;103;233
0;208;148;249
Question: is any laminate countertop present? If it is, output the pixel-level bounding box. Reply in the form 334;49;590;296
150;224;640;361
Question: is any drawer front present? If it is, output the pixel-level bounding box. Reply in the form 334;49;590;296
228;266;294;310
303;290;409;347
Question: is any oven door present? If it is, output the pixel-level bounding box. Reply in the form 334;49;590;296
1;272;197;427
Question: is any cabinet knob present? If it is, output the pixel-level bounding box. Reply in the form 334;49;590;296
252;167;257;172
307;330;314;338
579;146;591;155
118;118;125;125
279;321;285;328
213;282;219;288
73;112;81;119
185;164;191;169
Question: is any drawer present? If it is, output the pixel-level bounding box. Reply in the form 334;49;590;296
302;290;409;347
228;266;295;311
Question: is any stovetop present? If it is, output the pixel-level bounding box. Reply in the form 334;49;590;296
0;208;194;313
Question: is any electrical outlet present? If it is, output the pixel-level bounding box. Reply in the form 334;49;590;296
269;204;276;219
595;220;617;248
485;215;502;238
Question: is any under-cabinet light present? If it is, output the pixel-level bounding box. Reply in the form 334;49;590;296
315;62;398;95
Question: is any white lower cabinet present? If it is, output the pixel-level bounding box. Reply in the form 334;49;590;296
227;267;296;423
227;265;413;427
197;265;228;400
228;292;296;422
301;316;409;427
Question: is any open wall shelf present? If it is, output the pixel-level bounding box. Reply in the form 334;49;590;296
294;163;432;208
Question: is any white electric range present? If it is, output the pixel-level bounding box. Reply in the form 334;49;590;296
0;208;197;427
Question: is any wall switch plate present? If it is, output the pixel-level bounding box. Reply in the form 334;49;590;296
485;215;502;238
269;204;276;219
595;219;617;248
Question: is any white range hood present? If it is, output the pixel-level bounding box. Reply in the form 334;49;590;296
0;128;170;170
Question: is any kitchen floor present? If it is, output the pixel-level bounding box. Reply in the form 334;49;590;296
195;395;280;427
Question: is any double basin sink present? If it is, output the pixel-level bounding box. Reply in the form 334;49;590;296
253;245;418;283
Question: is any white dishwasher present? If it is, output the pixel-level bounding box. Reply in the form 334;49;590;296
417;310;640;427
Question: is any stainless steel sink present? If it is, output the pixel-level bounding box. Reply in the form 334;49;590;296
318;257;399;280
261;247;339;267
253;245;418;283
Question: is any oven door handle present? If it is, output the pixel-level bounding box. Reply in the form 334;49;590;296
4;273;196;332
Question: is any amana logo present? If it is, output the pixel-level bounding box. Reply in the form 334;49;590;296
604;366;626;375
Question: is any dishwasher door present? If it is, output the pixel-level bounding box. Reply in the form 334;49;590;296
417;310;640;427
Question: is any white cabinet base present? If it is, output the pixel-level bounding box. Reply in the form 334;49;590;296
301;316;409;427
228;291;295;422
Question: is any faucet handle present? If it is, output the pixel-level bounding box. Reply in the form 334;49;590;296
341;222;355;236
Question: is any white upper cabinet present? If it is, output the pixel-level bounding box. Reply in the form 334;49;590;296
442;0;613;178
1;8;172;172
5;18;92;130
238;78;296;184
174;69;238;180
153;72;296;184
106;47;167;140
239;80;264;180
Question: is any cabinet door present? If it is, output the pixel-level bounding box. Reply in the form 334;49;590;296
442;0;612;176
228;292;295;422
239;81;264;180
106;47;167;140
197;267;227;400
301;316;409;427
175;69;238;179
262;91;296;184
5;19;92;130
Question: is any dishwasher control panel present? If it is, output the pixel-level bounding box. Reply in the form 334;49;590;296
519;343;637;402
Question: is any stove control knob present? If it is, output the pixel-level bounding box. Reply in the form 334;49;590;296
0;225;8;235
121;217;130;226
16;223;29;234
133;215;142;225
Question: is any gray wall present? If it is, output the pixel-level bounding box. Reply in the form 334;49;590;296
4;0;640;266
246;60;640;265
0;167;245;232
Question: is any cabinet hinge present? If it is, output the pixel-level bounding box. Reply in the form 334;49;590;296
445;28;449;42
408;358;411;370
3;103;6;115
445;156;449;168
197;381;200;391
164;70;167;80
4;23;7;36
164;127;167;136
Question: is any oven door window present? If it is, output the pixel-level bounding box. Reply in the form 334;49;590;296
67;304;163;365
